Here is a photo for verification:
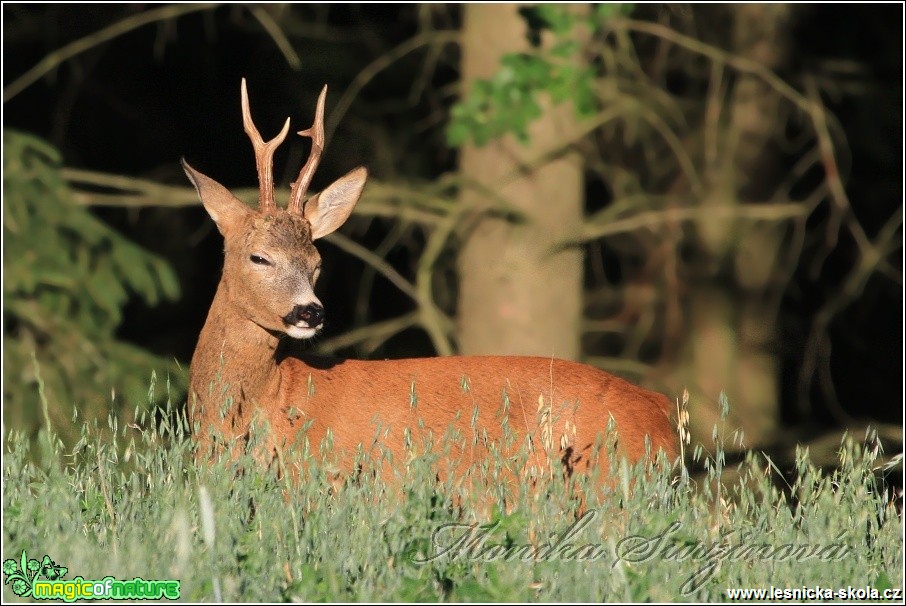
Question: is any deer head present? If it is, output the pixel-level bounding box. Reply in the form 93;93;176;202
182;79;367;339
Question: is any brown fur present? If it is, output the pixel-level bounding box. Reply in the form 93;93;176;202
182;81;677;498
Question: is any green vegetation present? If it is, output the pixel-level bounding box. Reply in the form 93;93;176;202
3;130;182;447
2;382;901;602
447;5;631;146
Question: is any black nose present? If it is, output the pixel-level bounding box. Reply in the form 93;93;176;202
285;303;324;327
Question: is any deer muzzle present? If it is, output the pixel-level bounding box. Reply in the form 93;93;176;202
283;302;324;330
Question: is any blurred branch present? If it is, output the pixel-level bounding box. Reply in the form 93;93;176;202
798;207;903;418
322;227;457;356
612;18;814;116
312;312;419;355
248;5;302;70
322;232;420;303
61;165;458;356
566;203;807;246
804;76;870;260
63;168;203;207
634;104;704;197
797;77;903;419
354;221;411;326
246;11;360;43
4;4;216;102
409;33;446;105
326;30;460;145
414;215;459;356
62;168;453;225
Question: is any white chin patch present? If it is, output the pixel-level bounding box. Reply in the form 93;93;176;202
285;325;319;339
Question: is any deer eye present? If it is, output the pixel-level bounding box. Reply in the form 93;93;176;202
250;254;272;266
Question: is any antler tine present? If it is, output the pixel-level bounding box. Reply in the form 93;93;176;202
241;78;290;212
288;85;327;214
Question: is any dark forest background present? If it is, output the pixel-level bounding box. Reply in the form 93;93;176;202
3;4;902;475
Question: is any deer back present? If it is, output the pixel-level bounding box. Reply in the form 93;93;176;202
182;79;676;491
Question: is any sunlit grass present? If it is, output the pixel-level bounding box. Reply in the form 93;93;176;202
2;382;902;602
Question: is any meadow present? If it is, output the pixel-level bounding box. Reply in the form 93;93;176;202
2;381;902;602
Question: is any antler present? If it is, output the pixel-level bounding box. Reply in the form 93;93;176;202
241;78;290;212
288;85;327;214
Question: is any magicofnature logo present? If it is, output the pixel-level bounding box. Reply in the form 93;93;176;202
3;550;67;597
3;549;180;601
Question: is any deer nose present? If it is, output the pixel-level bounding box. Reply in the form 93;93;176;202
286;303;324;327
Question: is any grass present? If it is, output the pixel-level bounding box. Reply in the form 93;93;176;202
2;383;902;602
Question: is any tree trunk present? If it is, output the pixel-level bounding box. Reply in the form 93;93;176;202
681;5;793;445
456;4;584;360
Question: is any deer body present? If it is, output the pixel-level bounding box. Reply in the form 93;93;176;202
184;80;676;486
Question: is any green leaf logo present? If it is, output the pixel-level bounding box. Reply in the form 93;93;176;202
41;555;68;581
3;549;68;596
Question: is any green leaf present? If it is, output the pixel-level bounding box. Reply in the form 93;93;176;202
3;129;186;447
534;4;576;35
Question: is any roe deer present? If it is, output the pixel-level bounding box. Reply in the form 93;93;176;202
182;79;676;493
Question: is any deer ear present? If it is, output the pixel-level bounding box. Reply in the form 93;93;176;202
304;167;367;240
182;158;252;235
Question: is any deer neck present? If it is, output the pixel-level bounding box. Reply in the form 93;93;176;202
190;281;282;417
